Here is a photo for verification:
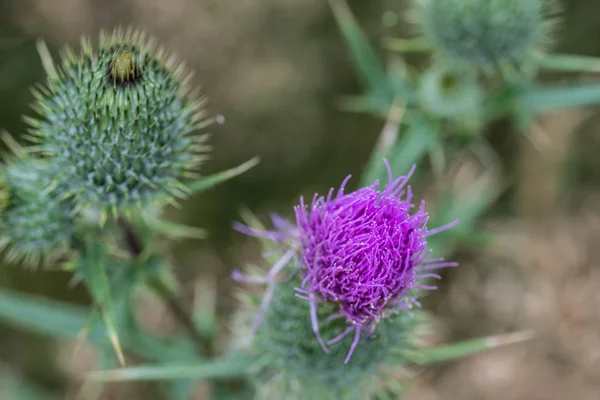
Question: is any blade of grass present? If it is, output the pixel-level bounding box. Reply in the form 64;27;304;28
186;157;260;195
406;331;535;365
0;287;197;363
536;53;600;73
88;355;254;382
525;82;600;113
361;118;437;186
361;98;405;186
328;0;393;103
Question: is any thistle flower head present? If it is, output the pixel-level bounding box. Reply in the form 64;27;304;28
0;159;75;266
233;162;458;368
296;167;429;325
412;0;559;70
26;28;212;218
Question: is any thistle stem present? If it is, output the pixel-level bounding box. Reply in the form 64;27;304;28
117;217;213;357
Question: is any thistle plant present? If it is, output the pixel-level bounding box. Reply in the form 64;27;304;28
25;28;211;219
0;27;257;372
2;0;600;399
231;162;459;398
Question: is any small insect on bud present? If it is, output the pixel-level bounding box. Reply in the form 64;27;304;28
110;48;138;86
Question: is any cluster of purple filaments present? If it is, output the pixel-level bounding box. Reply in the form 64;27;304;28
233;162;458;364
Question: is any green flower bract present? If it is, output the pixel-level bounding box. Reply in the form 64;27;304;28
26;28;211;218
0;159;74;265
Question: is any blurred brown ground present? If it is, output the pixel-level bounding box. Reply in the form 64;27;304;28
1;0;600;399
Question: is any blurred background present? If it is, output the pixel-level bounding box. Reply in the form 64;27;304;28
1;0;600;399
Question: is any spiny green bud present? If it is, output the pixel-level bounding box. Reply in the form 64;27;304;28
25;28;212;218
232;276;426;400
413;0;558;69
0;159;75;266
418;63;482;119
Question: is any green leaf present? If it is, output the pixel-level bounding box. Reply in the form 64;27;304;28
525;82;600;114
76;243;125;365
328;0;393;104
167;380;197;400
142;213;207;240
87;354;254;382
0;288;91;340
389;120;438;177
536;53;600;73
0;287;198;363
406;331;534;365
361;119;437;186
0;362;57;400
192;277;218;340
186;157;260;195
428;172;502;256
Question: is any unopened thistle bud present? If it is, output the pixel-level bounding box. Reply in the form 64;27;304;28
412;0;558;70
0;159;74;266
232;162;459;399
25;28;212;218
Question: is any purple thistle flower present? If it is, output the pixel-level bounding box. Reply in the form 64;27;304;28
233;161;459;364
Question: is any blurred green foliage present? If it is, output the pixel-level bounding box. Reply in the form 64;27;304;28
1;0;600;399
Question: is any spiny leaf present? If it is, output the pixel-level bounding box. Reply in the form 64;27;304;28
186;157;260;195
78;243;125;365
328;0;393;104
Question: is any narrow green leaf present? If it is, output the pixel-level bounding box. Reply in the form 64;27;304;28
407;331;534;365
0;287;197;363
525;82;600;114
0;288;90;340
88;355;254;382
362;119;437;186
192;277;218;340
78;244;125;365
186;157;260;195
536;53;600;73
143;214;207;240
329;0;393;103
427;171;503;256
388;120;437;178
